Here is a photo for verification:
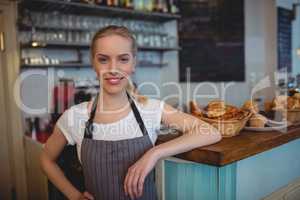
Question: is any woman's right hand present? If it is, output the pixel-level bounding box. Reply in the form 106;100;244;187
40;126;94;200
76;191;94;200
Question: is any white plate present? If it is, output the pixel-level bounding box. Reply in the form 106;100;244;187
266;120;290;126
244;126;287;132
244;118;291;132
244;123;289;132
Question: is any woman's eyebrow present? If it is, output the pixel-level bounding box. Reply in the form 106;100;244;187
95;53;109;57
118;53;130;57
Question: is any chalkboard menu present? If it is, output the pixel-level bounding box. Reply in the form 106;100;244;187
178;0;245;82
277;7;293;72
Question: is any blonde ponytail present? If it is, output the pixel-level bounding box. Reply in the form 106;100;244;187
126;81;148;105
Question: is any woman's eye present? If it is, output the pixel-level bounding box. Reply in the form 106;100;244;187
98;58;108;63
120;58;129;63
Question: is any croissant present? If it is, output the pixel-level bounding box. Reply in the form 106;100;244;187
206;100;226;118
242;100;259;113
189;100;203;117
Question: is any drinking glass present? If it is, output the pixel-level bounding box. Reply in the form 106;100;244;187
58;31;66;42
51;11;60;28
67;31;73;43
43;13;50;27
67;14;74;29
81;16;89;30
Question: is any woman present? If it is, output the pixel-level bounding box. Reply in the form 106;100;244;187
40;25;221;200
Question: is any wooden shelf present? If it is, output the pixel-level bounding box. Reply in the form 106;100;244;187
21;42;181;51
21;42;90;49
138;62;168;67
139;46;181;52
21;62;168;68
18;24;169;36
21;63;91;68
20;0;180;22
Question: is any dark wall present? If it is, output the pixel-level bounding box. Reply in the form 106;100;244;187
277;7;293;72
178;0;245;82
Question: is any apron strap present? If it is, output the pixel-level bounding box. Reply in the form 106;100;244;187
84;91;149;139
126;91;149;136
84;93;99;139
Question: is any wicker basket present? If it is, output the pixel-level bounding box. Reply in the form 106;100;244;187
199;111;252;138
273;109;300;124
286;109;300;123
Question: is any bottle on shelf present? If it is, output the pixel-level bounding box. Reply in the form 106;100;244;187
31;118;38;141
37;117;51;143
125;0;133;9
106;0;119;6
114;0;120;6
168;0;179;14
24;118;33;137
119;0;133;9
153;0;168;12
153;0;160;12
133;0;144;11
162;0;169;13
144;0;154;12
95;0;105;5
80;0;95;4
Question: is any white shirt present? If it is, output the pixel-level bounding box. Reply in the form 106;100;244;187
56;98;165;162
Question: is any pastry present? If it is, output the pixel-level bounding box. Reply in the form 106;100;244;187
249;114;268;127
287;97;299;110
222;105;247;120
292;93;300;109
206;100;226;118
201;100;249;121
242;100;259;113
264;101;273;113
272;95;289;110
293;93;300;99
190;100;202;116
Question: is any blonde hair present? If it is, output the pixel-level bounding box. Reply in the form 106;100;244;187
126;80;148;104
90;25;138;57
91;25;147;104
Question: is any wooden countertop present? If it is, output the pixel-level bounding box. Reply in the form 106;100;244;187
156;125;300;166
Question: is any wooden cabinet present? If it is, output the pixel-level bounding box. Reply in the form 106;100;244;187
24;136;49;200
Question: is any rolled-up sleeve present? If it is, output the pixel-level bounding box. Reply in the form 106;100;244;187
56;108;76;145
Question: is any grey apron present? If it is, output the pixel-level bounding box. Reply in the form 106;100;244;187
81;91;158;200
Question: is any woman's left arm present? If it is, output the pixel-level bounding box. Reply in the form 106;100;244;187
124;102;221;199
152;102;222;159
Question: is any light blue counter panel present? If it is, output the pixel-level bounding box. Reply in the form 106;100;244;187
236;138;300;200
164;160;237;200
163;138;300;200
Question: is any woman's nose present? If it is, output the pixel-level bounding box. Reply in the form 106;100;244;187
108;59;118;70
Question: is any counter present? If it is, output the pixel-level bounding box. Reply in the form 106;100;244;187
155;125;300;200
156;125;300;166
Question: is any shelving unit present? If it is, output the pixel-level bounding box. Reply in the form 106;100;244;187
21;63;91;68
21;42;181;51
19;1;181;69
20;62;168;69
19;0;180;22
21;60;171;68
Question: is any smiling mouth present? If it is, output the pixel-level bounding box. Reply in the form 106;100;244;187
104;76;125;85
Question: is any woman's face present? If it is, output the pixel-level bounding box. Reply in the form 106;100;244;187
92;35;136;95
